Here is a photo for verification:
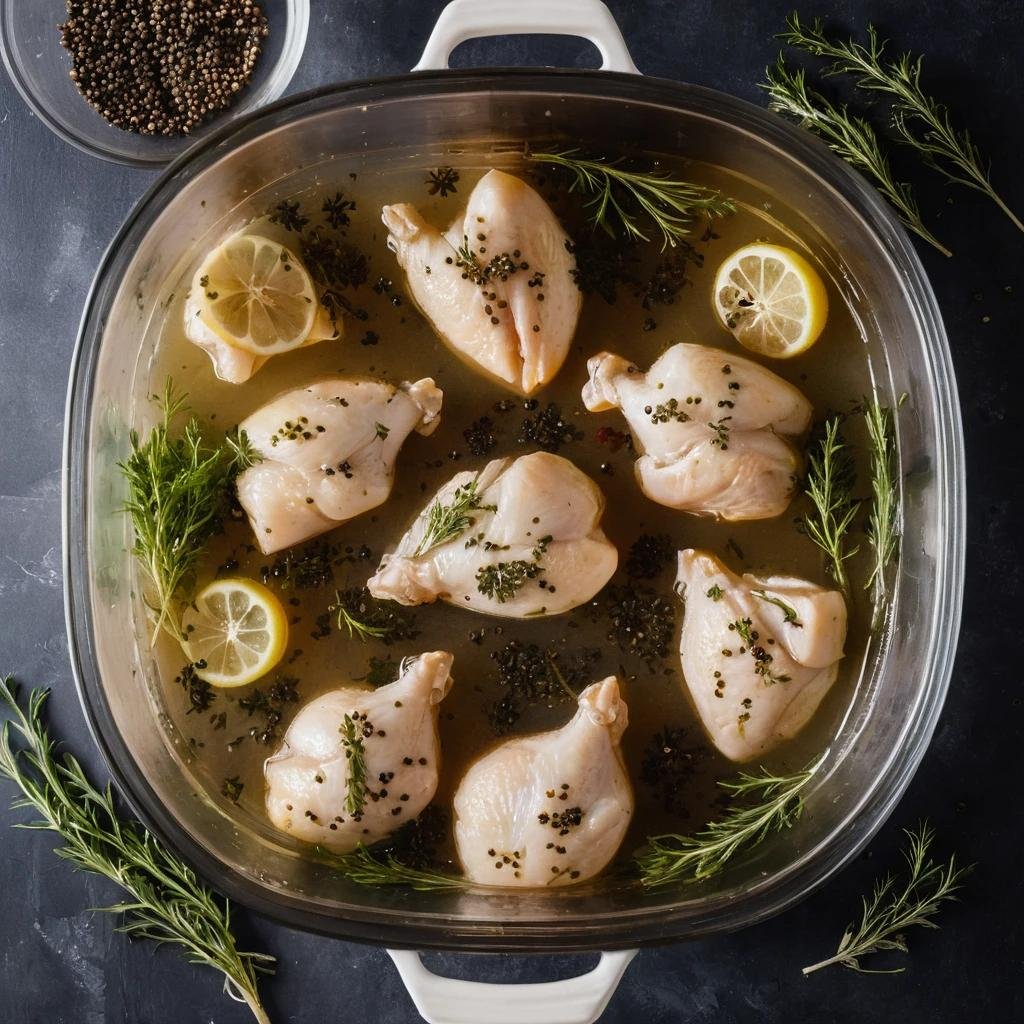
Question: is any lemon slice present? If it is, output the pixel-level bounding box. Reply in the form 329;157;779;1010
713;243;828;358
183;578;288;687
192;234;318;356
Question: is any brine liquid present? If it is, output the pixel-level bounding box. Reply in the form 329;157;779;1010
146;154;879;872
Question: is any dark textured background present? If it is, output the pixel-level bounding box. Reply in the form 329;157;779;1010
1;1;1022;1021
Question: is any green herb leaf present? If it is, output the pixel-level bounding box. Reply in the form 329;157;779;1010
750;589;803;626
415;479;494;557
636;764;816;887
862;396;900;626
339;713;368;817
0;678;274;1023
324;843;469;892
527;149;735;250
475;559;542;603
803;822;971;975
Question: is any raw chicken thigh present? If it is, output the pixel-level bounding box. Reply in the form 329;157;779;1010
382;169;580;394
264;651;453;852
582;343;813;520
236;376;443;554
675;549;847;762
454;677;633;887
367;452;617;618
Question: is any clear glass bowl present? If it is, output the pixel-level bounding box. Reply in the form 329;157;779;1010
0;0;308;168
64;71;964;950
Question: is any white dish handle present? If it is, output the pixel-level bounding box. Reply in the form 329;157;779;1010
412;0;640;74
387;949;638;1024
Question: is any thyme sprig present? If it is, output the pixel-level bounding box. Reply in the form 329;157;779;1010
327;843;469;891
119;380;257;644
415;480;494;557
780;13;1024;234
803;415;860;594
339;713;368;817
763;58;950;256
527;149;735;250
803;822;971;975
0;679;274;1023
636;765;816;887
863;397;900;626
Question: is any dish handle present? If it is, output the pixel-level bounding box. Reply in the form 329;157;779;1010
412;0;640;74
387;949;638;1024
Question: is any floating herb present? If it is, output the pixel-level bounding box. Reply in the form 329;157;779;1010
175;661;215;713
327;843;469;891
238;676;300;746
750;589;803;626
476;560;542;603
640;727;705;818
804;822;971;975
636;764;816;886
518;402;583;453
426;166;460;197
862;397;900;625
300;229;369;325
780;13;1023;234
359;656;400;688
462;416;499;457
330;588;419;645
322;191;356;231
0;679;274;1023
119;380;255;644
269;198;308;233
625;533;674;580
598;584;676;668
220;776;244;804
763;57;950;256
803;415;860;593
415;480;494;557
340;713;368;817
527;149;735;250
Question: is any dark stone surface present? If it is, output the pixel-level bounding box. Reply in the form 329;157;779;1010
0;1;1021;1021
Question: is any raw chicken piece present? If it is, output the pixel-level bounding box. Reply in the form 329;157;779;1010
675;549;847;761
582;343;813;520
264;651;453;852
454;677;633;887
367;452;617;618
382;169;580;394
237;376;443;554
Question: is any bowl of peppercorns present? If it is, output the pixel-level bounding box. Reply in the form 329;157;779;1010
0;0;308;167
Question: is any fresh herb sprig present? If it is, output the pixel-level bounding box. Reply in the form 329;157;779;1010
0;679;274;1023
636;765;816;887
803;415;860;594
340;713;368;817
527;149;735;250
415;480;494;557
327;843;469;892
120;381;257;643
763;58;950;256
330;588;419;645
862;397;900;626
750;589;803;626
803;822;970;975
780;13;1023;234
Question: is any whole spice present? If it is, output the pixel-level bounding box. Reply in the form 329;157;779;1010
58;1;269;137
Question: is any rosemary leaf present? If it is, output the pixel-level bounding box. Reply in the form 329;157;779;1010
0;678;274;1023
862;397;900;626
339;713;368;817
803;822;971;975
803;415;860;594
763;57;951;256
326;843;469;892
750;589;803;626
780;13;1023;234
414;479;494;557
527;149;735;250
636;764;816;887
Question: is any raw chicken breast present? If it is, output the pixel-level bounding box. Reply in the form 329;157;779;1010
236;377;443;555
264;650;453;852
382;169;580;394
367;452;617;618
582;343;813;520
675;549;847;761
454;677;633;887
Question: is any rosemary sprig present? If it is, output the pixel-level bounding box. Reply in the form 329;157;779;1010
803;415;860;594
780;13;1023;234
329;588;419;645
119;380;255;643
804;822;971;975
339;713;368;817
862;397;900;625
527;149;735;250
636;764;816;887
763;58;950;256
0;679;274;1023
750;589;803;626
328;843;469;892
414;479;494;557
